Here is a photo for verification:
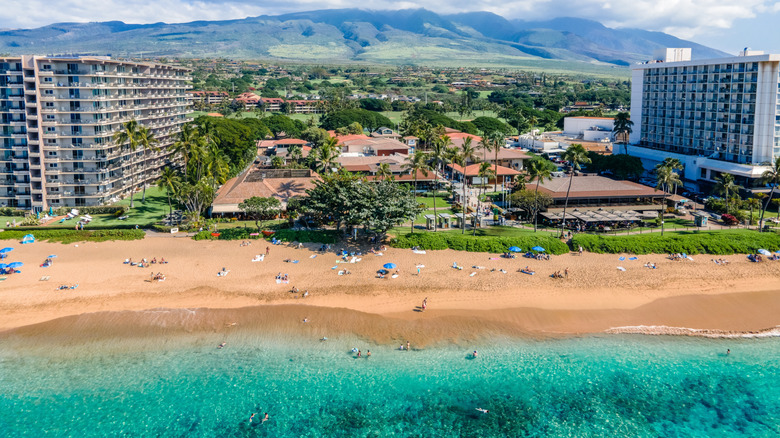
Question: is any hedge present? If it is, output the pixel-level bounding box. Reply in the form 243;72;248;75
54;206;126;216
0;207;29;217
0;229;145;244
194;228;339;244
572;231;780;255
391;232;570;255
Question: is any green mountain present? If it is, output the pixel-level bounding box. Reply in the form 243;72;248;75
0;9;728;66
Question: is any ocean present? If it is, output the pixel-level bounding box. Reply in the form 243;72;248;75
1;324;778;437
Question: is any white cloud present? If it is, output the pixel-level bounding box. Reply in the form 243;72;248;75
0;0;772;41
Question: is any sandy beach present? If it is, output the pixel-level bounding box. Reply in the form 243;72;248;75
1;235;779;342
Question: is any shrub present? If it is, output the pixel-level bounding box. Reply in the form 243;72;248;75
0;229;145;244
721;214;739;225
390;232;569;254
571;231;780;255
54;206;127;216
0;207;28;217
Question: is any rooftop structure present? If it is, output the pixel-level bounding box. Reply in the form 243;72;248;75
536;175;666;210
211;167;320;214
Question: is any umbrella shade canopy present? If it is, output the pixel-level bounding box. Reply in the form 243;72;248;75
531;246;546;252
48;255;57;258
0;247;13;253
508;246;521;252
383;263;397;269
757;249;771;256
7;262;23;268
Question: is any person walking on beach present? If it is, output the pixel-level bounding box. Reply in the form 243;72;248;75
266;246;270;256
406;341;411;351
422;297;427;312
564;267;569;279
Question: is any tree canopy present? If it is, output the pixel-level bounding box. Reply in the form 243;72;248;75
319;109;394;131
471;116;512;135
239;196;282;230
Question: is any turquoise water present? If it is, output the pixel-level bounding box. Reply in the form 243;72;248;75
1;334;779;437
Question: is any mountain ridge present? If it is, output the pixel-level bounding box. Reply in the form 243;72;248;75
0;9;729;66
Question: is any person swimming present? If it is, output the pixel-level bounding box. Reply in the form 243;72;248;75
476;408;489;414
217;342;226;349
473;350;478;358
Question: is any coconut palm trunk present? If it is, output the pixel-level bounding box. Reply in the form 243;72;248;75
411;173;418;234
560;171;574;238
759;186;775;231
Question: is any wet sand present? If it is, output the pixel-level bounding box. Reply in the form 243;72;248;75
0;236;778;342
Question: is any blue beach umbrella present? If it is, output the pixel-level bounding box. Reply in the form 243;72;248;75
48;255;57;258
383;263;397;270
531;246;546;252
7;262;23;268
508;246;521;252
0;263;7;269
0;247;13;253
758;249;771;256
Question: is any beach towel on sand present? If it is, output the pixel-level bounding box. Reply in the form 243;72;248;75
617;266;626;271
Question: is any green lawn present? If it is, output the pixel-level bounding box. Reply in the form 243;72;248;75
81;187;171;228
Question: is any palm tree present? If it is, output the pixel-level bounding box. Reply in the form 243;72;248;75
559;144;591;237
759;157;780;231
427;135;451;231
473;162;495;236
171;123;200;174
157;167;181;217
402;152;430;233
745;197;761;226
456;140;478;234
713;173;742;215
655;165;682;236
287;145;303;166
661;157;684;196
313;137;341;174
135;126;159;203
526;159;554;232
612;112;634;155
376;162;393;181
113;119;141;208
488;131;506;193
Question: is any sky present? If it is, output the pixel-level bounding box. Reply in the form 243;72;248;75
3;0;780;53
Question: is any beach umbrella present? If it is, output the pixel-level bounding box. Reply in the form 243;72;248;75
0;247;13;253
48;255;57;258
531;246;546;252
508;246;521;252
7;262;23;268
383;263;397;269
758;249;771;256
0;263;6;269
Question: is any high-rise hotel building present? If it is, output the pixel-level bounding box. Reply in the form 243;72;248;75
0;56;192;211
629;49;780;187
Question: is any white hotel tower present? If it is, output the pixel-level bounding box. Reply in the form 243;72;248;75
628;48;780;188
0;55;192;211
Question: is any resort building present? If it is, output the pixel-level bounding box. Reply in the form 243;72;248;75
629;48;780;189
187;90;228;106
0;55;192;211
